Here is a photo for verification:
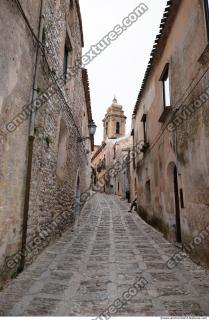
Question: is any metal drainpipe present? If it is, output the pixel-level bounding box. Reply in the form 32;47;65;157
18;0;45;273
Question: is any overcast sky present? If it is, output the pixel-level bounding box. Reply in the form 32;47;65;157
80;0;168;145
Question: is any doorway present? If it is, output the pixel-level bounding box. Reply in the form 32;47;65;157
173;165;181;242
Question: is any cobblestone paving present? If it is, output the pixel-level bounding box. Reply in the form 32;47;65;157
0;193;209;316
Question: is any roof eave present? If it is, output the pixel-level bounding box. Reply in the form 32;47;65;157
133;0;182;116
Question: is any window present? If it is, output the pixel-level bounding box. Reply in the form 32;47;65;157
116;122;120;134
145;180;151;203
113;145;116;159
140;113;149;152
133;146;136;170
159;64;172;122
141;114;148;143
106;122;108;135
180;188;185;209
63;44;69;81
102;156;106;169
204;0;209;38
131;129;136;169
144;121;148;143
161;64;171;108
42;26;46;46
70;0;74;9
63;33;73;82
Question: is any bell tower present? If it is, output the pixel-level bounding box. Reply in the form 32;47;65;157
103;97;126;140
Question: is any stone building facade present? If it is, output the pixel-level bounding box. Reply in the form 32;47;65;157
91;142;107;193
0;0;94;280
131;0;209;265
111;136;131;199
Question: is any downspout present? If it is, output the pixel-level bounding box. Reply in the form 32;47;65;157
18;0;45;273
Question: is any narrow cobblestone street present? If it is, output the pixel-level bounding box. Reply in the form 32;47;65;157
0;193;209;317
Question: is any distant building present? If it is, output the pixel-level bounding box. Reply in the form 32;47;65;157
92;98;131;199
103;98;126;140
111;135;132;199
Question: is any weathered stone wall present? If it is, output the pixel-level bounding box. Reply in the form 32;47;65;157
132;0;209;265
0;0;92;278
0;0;41;277
26;0;92;264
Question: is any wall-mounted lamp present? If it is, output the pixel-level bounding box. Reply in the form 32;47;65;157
77;120;97;142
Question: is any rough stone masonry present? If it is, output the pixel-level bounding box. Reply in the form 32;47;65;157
0;0;93;281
